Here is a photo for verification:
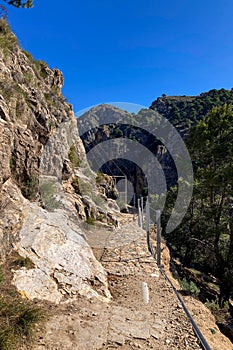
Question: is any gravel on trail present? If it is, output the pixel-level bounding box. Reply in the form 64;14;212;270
33;219;233;350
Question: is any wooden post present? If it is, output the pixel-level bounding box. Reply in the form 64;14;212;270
156;210;161;266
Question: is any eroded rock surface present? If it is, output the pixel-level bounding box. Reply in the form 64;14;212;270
0;20;117;306
13;204;111;303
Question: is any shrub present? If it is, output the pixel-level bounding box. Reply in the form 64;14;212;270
68;145;81;168
0;296;45;350
86;216;95;225
34;60;48;79
13;255;34;269
0;19;18;54
22;175;38;200
22;49;34;63
96;171;105;184
179;278;200;296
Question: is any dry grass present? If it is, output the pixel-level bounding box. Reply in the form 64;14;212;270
0;252;46;350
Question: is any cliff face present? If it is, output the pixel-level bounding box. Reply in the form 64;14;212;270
0;19;119;303
78;104;178;203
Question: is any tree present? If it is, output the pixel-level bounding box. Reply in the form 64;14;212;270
163;104;233;305
3;0;33;8
188;104;233;305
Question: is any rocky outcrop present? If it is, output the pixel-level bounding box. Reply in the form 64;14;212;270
13;202;111;303
0;19;121;303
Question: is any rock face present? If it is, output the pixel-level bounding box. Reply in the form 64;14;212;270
0;19;119;302
13;203;111;303
78;104;178;202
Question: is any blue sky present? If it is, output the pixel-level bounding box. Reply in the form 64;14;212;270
5;0;233;114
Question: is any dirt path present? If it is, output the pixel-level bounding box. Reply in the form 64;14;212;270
33;220;233;350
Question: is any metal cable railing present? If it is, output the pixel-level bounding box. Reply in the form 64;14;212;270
140;196;212;350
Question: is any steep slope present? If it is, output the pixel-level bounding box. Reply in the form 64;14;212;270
0;19;120;304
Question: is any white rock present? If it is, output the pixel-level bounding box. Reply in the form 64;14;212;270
13;203;111;303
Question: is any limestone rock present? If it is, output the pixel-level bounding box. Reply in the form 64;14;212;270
0;178;29;258
0;20;120;305
13;203;111;303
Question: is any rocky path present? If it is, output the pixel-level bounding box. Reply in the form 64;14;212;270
33;219;233;350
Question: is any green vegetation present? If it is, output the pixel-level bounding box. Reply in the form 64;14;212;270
68;145;81;168
113;127;123;137
96;171;105;184
22;175;38;200
71;176;92;196
3;0;33;8
13;255;34;269
162;104;233;308
179;278;200;296
91;193;106;208
150;88;233;133
0;19;18;54
0;80;30;110
9;157;14;170
22;49;34;62
34;60;48;79
86;216;95;225
0;259;45;350
0;296;44;350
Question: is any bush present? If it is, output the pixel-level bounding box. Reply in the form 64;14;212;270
96;171;105;185
68;145;81;168
179;278;200;296
86;216;95;225
22;175;38;200
13;255;34;269
0;296;45;350
0;19;18;54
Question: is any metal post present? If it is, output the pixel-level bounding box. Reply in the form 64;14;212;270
146;198;155;257
156;210;161;266
133;193;136;208
140;195;143;212
138;199;142;228
146;197;150;250
124;175;127;204
146;197;150;233
140;195;144;226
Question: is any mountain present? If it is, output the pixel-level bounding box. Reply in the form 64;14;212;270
150;88;233;135
0;18;122;305
0;19;232;349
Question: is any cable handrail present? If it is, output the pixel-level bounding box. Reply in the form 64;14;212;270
142;197;212;350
